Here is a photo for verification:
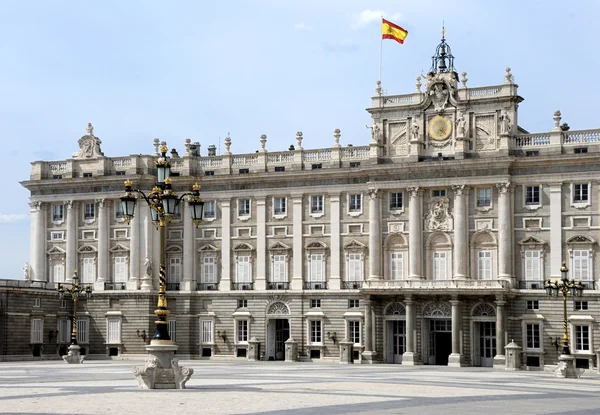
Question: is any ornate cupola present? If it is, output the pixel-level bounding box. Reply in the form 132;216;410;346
429;28;457;81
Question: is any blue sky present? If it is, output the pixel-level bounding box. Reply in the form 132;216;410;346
1;0;598;280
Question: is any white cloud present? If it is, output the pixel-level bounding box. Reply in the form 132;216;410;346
0;214;28;223
294;22;313;31
352;9;401;29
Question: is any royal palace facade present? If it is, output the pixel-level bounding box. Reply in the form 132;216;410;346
3;38;600;369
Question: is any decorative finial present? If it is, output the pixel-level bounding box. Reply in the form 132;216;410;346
192;182;201;191
153;138;160;156
415;76;422;92
260;134;267;151
460;72;468;88
184;138;191;156
296;131;303;149
553;110;562;131
376;80;382;96
86;123;94;136
333;128;341;147
441;23;446;40
505;67;514;84
224;134;232;154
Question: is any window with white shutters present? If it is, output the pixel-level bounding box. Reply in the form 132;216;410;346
433;252;447;280
53;263;65;283
390;252;404;280
82;257;95;283
203;257;216;283
348;253;363;281
273;255;287;282
169;257;182;283
114;256;128;282
477;250;492;280
168;320;177;342
236;256;251;283
310;320;322;344
107;319;121;344
573;250;590;281
310;254;325;282
575;325;590;352
58;319;71;343
237;319;248;343
201;320;213;344
525;250;541;280
31;318;43;344
77;319;89;344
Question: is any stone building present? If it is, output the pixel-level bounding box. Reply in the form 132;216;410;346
4;36;600;369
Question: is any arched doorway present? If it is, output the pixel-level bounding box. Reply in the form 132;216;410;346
422;301;452;365
383;302;406;363
471;302;496;367
265;301;290;361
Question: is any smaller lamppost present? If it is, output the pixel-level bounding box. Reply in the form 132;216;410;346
58;270;92;364
544;261;585;378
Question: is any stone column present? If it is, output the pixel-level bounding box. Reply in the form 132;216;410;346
95;199;109;290
329;193;341;290
182;202;195;291
65;200;78;282
29;201;46;282
448;297;464;367
496;183;512;282
127;204;140;290
368;189;382;280
407;187;423;280
219;199;231;291
452;185;468;279
494;297;507;367
363;297;376;363
291;194;303;290
549;183;563;278
255;197;267;290
402;295;420;365
140;204;153;291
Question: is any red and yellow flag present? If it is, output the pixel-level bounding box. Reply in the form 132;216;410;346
382;18;408;44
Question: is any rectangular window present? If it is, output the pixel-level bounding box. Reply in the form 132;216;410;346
272;255;287;282
573;184;589;203
574;147;588;154
310;320;322;344
115;170;126;176
309;254;325;282
60;300;66;309
238;199;250;216
58;319;71;343
169;257;182;283
525;250;541;280
51;232;64;240
572;250;590;281
390;192;403;210
574;301;589;311
204;170;215;176
574;325;590;352
203;257;217;283
204;201;216;219
113;256;128;283
82;257;95;283
432;189;446;197
477;188;491;207
390;252;404;280
201;320;213;343
33;298;40;308
53;264;65;283
237;319;248;343
30;318;43;344
349;162;361;168
53;204;64;221
311;195;324;214
237;299;247;308
526;323;540;349
477;250;493;280
348;320;361;345
53;175;63;179
348;299;360;308
116;201;125;218
107;319;121;344
77;319;89;344
237;256;251;282
239;168;249;174
84;203;95;220
310;299;321;308
433;252;447;280
274;197;286;215
526;300;539;310
274;166;285;172
525;186;540;205
347;253;363;281
349;194;362;212
311;163;322;170
168;320;176;343
83;172;93;178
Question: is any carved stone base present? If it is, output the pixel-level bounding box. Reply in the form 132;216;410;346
448;353;465;367
132;342;193;389
62;344;85;364
361;351;377;364
554;354;580;379
493;354;506;368
401;352;422;365
140;275;153;291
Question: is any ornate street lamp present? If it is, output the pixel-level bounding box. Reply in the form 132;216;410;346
122;143;201;389
57;270;92;364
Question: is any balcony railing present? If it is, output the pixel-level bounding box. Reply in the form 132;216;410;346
166;283;180;291
363;279;509;290
518;280;545;290
304;281;327;290
104;282;126;291
342;281;363;290
196;283;219;291
267;282;290;290
232;282;254;291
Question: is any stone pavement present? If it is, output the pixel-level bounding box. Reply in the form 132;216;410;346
1;360;600;415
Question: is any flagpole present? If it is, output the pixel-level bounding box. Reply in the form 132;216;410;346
379;16;383;85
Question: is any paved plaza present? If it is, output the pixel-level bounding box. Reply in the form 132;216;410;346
1;360;600;415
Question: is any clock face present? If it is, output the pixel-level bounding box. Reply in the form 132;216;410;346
428;115;452;141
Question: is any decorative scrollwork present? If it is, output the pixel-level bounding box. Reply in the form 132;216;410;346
267;301;290;315
472;302;495;317
422;301;451;318
384;302;406;316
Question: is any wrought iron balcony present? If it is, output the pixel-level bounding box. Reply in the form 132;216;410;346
303;281;327;290
232;282;254;291
166;282;180;291
517;280;545;289
196;283;219;291
267;282;290;290
342;281;363;290
104;282;126;291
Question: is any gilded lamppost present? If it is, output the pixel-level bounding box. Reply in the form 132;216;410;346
58;270;92;364
121;143;203;389
544;261;585;378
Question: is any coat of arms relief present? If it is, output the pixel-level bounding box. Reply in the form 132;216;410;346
425;197;453;231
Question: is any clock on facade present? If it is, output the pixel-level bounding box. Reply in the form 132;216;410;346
428;115;452;141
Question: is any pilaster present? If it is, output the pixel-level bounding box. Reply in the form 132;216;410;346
407;187;423;280
367;188;382;280
127;204;140;290
255;197;267;290
182;203;195;291
549;183;563;278
65;200;78;282
219;199;232;291
29;201;46;282
496;182;512;283
329;193;341;290
452;185;468;279
291;195;303;290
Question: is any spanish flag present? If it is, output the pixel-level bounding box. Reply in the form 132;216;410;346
382;18;408;44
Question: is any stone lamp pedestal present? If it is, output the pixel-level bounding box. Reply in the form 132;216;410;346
132;343;194;389
555;354;579;379
62;344;85;364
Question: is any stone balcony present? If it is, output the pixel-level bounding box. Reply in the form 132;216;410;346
362;279;509;294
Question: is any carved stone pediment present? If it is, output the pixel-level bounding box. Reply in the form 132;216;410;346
47;246;66;255
269;241;291;251
72;123;104;159
425;197;453;231
77;245;97;253
109;243;129;252
198;243;219;253
518;236;546;246
233;243;254;251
